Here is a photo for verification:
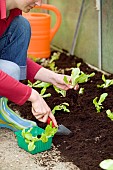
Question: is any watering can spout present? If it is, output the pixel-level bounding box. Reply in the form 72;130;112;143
23;4;62;58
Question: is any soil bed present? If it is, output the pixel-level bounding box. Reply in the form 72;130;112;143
10;51;113;170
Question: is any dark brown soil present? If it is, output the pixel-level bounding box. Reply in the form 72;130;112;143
10;51;113;170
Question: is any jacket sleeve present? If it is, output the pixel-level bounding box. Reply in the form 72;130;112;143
0;0;6;19
0;70;32;105
27;58;42;83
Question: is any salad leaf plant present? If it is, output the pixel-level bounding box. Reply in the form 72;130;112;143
28;80;52;97
63;68;95;87
99;159;113;170
41;93;51;98
76;62;81;68
49;52;60;63
52;102;70;115
28;80;51;89
93;93;108;113
36;52;60;70
48;52;60;71
22;127;38;151
37;82;51;96
28;80;67;98
48;62;57;72
79;87;84;94
22;122;57;152
106;109;113;121
47;103;70;126
97;74;113;88
28;80;38;88
53;86;66;97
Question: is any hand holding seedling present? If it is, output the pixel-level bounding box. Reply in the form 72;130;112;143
52;73;79;91
34;67;79;91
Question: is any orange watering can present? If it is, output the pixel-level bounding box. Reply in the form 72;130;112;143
23;4;61;58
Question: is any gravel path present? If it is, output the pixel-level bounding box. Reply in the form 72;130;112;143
0;128;80;170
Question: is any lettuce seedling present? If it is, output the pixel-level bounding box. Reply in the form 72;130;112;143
99;159;113;170
48;52;60;71
28;80;52;97
28;80;45;88
44;122;58;137
97;74;113;88
28;80;51;89
52;102;70;115
40;122;58;143
77;62;81;68
93;93;108;113
22;122;57;151
49;52;60;63
49;62;57;71
35;81;51;96
79;87;84;94
22;127;38;151
53;86;66;97
106;109;113;121
63;68;95;87
47;103;70;125
37;52;60;71
41;93;51;98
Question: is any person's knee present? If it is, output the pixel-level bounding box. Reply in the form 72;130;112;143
0;60;20;80
14;15;31;40
10;63;20;80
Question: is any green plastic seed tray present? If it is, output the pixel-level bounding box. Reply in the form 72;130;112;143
15;126;52;154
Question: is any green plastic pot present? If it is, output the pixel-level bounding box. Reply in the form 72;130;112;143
15;126;52;154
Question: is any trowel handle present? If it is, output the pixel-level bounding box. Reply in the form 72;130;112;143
47;117;55;127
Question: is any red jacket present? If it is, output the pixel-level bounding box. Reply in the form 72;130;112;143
0;0;42;105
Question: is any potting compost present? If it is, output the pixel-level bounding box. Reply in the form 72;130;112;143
10;51;113;170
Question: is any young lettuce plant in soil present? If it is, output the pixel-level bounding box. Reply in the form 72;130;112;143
93;93;108;113
106;109;113;121
28;80;52;98
97;74;113;88
47;102;70;125
9;51;113;170
99;159;113;170
28;79;66;98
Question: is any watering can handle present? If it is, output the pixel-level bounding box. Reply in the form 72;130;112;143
35;4;62;41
